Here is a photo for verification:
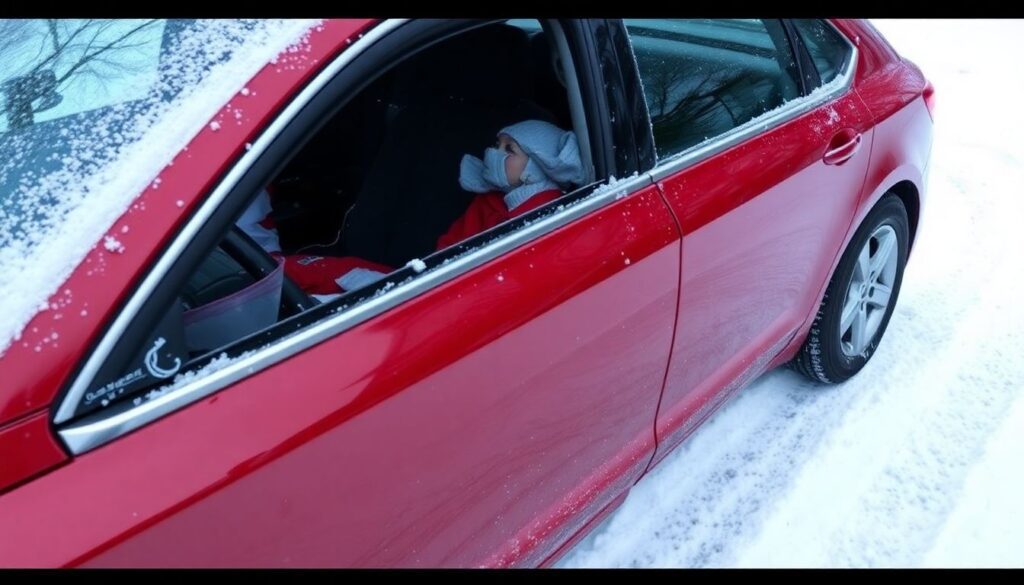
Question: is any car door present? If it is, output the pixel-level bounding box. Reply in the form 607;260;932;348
0;19;681;568
617;19;873;466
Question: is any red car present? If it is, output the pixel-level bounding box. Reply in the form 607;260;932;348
0;19;933;566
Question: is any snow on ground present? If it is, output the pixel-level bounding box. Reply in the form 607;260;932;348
560;20;1024;568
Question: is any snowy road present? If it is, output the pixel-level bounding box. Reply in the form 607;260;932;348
560;20;1024;568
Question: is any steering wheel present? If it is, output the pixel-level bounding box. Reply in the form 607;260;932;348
221;226;316;318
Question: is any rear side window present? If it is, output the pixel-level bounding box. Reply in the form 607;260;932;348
791;19;852;87
623;19;802;160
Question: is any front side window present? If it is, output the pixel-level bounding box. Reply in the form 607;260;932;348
623;19;802;160
68;20;595;423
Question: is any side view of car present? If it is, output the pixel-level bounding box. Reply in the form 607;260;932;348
0;18;932;566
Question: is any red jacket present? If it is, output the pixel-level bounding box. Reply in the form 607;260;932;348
282;254;394;296
276;188;562;295
436;189;562;250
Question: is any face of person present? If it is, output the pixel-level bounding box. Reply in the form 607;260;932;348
494;133;528;187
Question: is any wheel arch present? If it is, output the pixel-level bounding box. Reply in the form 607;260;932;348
772;175;921;369
886;179;920;252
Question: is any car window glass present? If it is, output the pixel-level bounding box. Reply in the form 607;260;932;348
623;19;802;160
77;19;592;418
0;20;166;133
0;19;316;372
791;19;852;87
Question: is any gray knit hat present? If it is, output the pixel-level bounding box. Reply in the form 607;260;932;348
459;120;585;195
498;120;585;187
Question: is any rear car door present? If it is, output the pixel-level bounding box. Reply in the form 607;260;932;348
618;19;873;465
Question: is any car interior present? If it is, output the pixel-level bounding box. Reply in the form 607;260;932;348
272;20;579;266
175;19;590;358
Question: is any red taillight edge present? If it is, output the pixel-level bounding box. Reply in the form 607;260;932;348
923;81;936;120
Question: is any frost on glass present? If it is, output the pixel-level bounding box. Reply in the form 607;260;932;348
0;19;317;354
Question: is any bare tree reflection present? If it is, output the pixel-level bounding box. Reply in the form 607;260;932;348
1;19;159;130
639;54;781;157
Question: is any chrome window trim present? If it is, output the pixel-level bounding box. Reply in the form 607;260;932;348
56;18;656;453
622;18;858;183
53;19;408;428
59;18;857;454
60;173;652;454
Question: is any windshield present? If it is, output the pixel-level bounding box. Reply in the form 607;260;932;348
0;19;319;354
0;20;167;133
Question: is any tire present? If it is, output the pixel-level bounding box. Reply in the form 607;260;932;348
791;195;910;383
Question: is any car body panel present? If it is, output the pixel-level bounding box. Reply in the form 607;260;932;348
0;183;679;567
0;18;933;568
648;76;875;467
0;412;67;492
769;23;932;370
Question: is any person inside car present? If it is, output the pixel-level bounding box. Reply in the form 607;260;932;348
237;119;584;297
437;119;584;248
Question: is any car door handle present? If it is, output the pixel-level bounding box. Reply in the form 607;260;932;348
823;130;863;166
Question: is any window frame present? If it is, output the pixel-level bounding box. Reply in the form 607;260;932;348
616;18;859;178
781;19;824;93
53;18;654;455
790;19;858;91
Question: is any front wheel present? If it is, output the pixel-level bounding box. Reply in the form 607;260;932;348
792;195;910;383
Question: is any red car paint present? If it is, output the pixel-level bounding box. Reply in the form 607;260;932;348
0;19;932;567
0;412;67;492
648;83;877;470
0;18;375;483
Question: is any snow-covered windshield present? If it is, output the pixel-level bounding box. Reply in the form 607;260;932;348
0;19;318;355
0;20;166;133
